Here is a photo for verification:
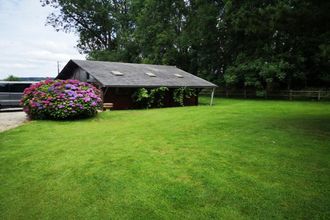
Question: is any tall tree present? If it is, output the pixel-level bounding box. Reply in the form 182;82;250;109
133;0;225;83
222;0;330;90
42;0;330;89
41;0;138;62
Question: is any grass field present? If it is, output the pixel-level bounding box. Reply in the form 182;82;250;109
0;97;329;219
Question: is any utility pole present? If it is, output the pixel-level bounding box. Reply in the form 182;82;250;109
57;61;60;74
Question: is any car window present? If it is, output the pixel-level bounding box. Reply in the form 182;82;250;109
0;83;10;92
9;84;31;92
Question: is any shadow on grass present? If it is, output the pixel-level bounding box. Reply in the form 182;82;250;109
268;115;330;138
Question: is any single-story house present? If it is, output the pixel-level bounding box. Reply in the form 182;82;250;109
56;60;217;109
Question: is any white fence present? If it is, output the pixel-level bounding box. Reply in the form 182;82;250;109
200;89;330;101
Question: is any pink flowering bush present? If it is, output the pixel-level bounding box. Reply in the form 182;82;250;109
21;79;102;120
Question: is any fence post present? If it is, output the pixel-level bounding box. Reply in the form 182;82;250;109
318;90;321;101
244;88;247;98
289;90;292;101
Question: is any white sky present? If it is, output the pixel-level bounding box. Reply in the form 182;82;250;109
0;0;85;79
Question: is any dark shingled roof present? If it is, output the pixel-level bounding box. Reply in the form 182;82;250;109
57;60;217;88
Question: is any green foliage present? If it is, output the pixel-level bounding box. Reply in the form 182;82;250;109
223;0;330;89
40;0;137;62
149;87;169;108
173;88;185;106
132;88;150;108
173;87;196;106
256;90;267;98
132;87;169;108
4;75;19;81
224;54;291;90
43;0;330;89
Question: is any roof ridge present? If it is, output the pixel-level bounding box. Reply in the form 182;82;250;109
71;59;176;68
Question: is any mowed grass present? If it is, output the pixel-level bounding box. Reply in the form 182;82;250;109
0;97;329;219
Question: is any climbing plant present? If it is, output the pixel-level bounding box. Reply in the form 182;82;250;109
132;88;150;108
173;87;196;106
149;87;169;108
132;87;169;108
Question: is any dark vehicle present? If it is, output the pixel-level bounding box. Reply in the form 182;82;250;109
0;81;35;109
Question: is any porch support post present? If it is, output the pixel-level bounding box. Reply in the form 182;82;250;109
103;87;109;102
210;88;215;106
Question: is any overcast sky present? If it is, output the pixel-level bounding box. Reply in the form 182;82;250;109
0;0;85;79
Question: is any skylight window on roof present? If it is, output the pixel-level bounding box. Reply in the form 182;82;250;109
174;73;183;78
148;67;160;72
145;72;156;77
111;71;124;76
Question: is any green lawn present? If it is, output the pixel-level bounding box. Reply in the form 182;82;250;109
1;97;329;219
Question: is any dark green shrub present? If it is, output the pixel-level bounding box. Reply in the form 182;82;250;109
132;88;150;108
173;87;196;106
133;87;169;108
149;87;169;107
133;87;196;108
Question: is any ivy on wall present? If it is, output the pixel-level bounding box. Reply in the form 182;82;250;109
173;88;196;106
132;87;169;108
132;87;196;108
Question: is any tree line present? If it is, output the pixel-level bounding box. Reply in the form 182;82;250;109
41;0;330;91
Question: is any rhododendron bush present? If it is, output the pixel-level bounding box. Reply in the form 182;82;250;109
21;79;102;120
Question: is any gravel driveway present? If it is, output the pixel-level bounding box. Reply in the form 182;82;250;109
0;111;28;132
